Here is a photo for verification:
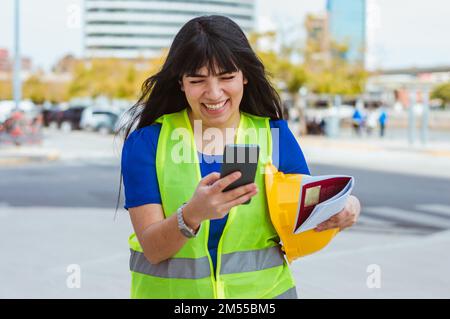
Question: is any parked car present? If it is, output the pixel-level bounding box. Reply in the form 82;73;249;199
80;108;119;134
48;106;86;131
42;106;62;128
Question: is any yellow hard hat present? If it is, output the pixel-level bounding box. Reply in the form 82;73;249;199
265;163;339;263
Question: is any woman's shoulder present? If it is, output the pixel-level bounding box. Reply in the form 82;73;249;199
241;112;288;128
123;123;162;155
269;118;288;129
125;123;162;143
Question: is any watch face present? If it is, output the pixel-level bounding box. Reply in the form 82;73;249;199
180;228;194;238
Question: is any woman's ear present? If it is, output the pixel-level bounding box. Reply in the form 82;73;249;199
243;76;248;85
179;79;184;92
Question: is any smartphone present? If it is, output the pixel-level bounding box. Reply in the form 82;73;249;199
220;144;260;204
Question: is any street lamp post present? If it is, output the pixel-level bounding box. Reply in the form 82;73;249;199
13;0;21;111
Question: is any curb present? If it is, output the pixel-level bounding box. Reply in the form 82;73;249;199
299;137;450;158
0;152;60;166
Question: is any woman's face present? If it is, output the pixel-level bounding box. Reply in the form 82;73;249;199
180;65;248;129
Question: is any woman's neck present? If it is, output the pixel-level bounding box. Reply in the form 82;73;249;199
187;109;240;131
187;109;241;155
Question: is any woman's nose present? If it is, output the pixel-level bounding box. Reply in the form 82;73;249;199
204;80;223;100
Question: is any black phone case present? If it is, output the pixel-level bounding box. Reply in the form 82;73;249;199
220;144;260;204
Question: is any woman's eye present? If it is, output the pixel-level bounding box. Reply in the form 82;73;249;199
190;80;204;84
221;76;235;80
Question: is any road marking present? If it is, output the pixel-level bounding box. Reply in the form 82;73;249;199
358;214;395;226
416;204;450;217
365;206;450;229
354;213;434;236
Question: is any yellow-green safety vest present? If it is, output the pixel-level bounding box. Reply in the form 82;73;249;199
128;108;297;299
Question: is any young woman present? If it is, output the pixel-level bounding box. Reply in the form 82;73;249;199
120;15;361;299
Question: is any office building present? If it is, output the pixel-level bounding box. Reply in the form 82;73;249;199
84;0;256;59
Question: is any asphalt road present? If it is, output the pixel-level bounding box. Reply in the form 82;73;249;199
1;160;450;236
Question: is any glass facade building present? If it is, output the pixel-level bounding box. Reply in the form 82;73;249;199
84;0;255;59
327;0;366;64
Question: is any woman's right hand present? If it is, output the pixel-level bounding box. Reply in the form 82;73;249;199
183;171;258;227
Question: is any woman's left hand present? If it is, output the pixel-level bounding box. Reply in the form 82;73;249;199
314;195;361;232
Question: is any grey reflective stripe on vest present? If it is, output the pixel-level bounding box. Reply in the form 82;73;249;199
220;246;285;275
129;249;211;279
274;287;298;299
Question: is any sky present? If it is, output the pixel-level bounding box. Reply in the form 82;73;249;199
0;0;450;71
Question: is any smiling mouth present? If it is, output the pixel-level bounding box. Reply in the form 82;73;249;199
202;99;229;111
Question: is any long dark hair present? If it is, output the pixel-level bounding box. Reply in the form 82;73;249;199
115;15;283;216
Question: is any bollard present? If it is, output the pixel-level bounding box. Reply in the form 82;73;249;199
325;95;341;138
408;91;416;145
421;90;429;145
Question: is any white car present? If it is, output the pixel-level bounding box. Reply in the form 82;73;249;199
80;107;119;135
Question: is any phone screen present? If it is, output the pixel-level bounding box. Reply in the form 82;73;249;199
220;144;260;204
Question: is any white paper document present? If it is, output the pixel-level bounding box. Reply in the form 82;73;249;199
293;175;355;234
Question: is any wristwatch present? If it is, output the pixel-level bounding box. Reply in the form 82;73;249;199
177;203;199;238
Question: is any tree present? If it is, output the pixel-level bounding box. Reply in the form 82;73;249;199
250;30;308;117
23;73;47;104
66;52;167;102
0;79;12;100
304;39;368;96
431;82;450;108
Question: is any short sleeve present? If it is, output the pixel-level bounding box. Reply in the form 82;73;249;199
121;124;162;210
270;119;310;175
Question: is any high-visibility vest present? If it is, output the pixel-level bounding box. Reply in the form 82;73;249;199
128;108;297;299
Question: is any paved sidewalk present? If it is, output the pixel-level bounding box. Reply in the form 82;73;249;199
292;228;450;298
0;128;121;166
0;206;132;299
1;205;449;298
297;135;450;179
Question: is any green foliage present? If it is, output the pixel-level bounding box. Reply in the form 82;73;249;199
305;38;367;95
23;74;47;104
67;57;161;100
250;31;307;95
431;82;450;108
249;29;368;98
0;79;12;100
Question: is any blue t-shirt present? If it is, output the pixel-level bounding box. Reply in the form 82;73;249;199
121;119;310;271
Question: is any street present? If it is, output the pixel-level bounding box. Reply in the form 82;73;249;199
1;128;450;298
1;160;449;235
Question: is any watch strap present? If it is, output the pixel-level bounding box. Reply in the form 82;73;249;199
177;203;198;238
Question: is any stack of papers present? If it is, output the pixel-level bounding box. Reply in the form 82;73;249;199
294;175;355;234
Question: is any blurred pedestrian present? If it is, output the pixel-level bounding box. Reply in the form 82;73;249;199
379;107;388;138
352;107;363;136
